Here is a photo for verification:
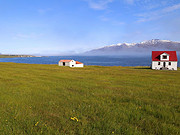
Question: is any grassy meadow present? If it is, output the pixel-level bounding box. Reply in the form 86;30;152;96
0;62;179;134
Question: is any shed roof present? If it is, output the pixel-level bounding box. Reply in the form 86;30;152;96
59;60;72;62
76;61;83;64
152;51;177;61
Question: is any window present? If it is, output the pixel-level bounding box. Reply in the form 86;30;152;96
163;55;167;59
169;62;171;65
158;62;160;65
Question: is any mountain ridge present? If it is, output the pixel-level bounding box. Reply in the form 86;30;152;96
86;39;180;55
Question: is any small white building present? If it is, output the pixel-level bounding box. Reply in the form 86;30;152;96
151;51;178;70
58;60;84;67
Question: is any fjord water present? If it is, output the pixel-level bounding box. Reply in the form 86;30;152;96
0;56;179;67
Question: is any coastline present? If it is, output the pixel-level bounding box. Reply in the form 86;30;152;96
0;55;179;67
0;55;36;58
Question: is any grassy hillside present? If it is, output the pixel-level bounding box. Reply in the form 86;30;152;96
0;63;179;135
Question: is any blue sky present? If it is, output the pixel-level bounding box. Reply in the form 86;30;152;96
0;0;180;55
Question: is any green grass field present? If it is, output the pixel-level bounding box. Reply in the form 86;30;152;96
0;62;179;135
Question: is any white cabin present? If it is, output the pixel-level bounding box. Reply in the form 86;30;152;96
58;60;84;67
151;51;178;70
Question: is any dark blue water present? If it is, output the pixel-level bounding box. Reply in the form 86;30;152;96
0;56;179;67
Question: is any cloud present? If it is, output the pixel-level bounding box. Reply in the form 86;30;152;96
162;3;180;12
84;0;113;10
137;3;180;22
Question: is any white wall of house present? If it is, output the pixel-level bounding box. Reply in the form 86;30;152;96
58;62;63;66
58;62;70;66
59;60;84;67
152;61;177;70
69;60;76;67
74;63;84;67
58;60;76;67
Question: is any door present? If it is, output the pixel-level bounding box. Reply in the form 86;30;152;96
163;62;166;67
63;62;65;66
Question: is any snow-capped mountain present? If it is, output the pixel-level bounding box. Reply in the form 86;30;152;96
86;39;180;55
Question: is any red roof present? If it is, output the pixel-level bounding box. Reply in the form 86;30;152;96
59;60;72;62
152;51;178;61
76;61;83;64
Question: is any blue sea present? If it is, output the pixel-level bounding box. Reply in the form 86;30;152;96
0;56;179;67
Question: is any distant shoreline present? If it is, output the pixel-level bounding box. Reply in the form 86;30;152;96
0;55;36;58
0;55;179;67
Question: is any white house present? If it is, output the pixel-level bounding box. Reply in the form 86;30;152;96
58;60;84;67
151;51;178;70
